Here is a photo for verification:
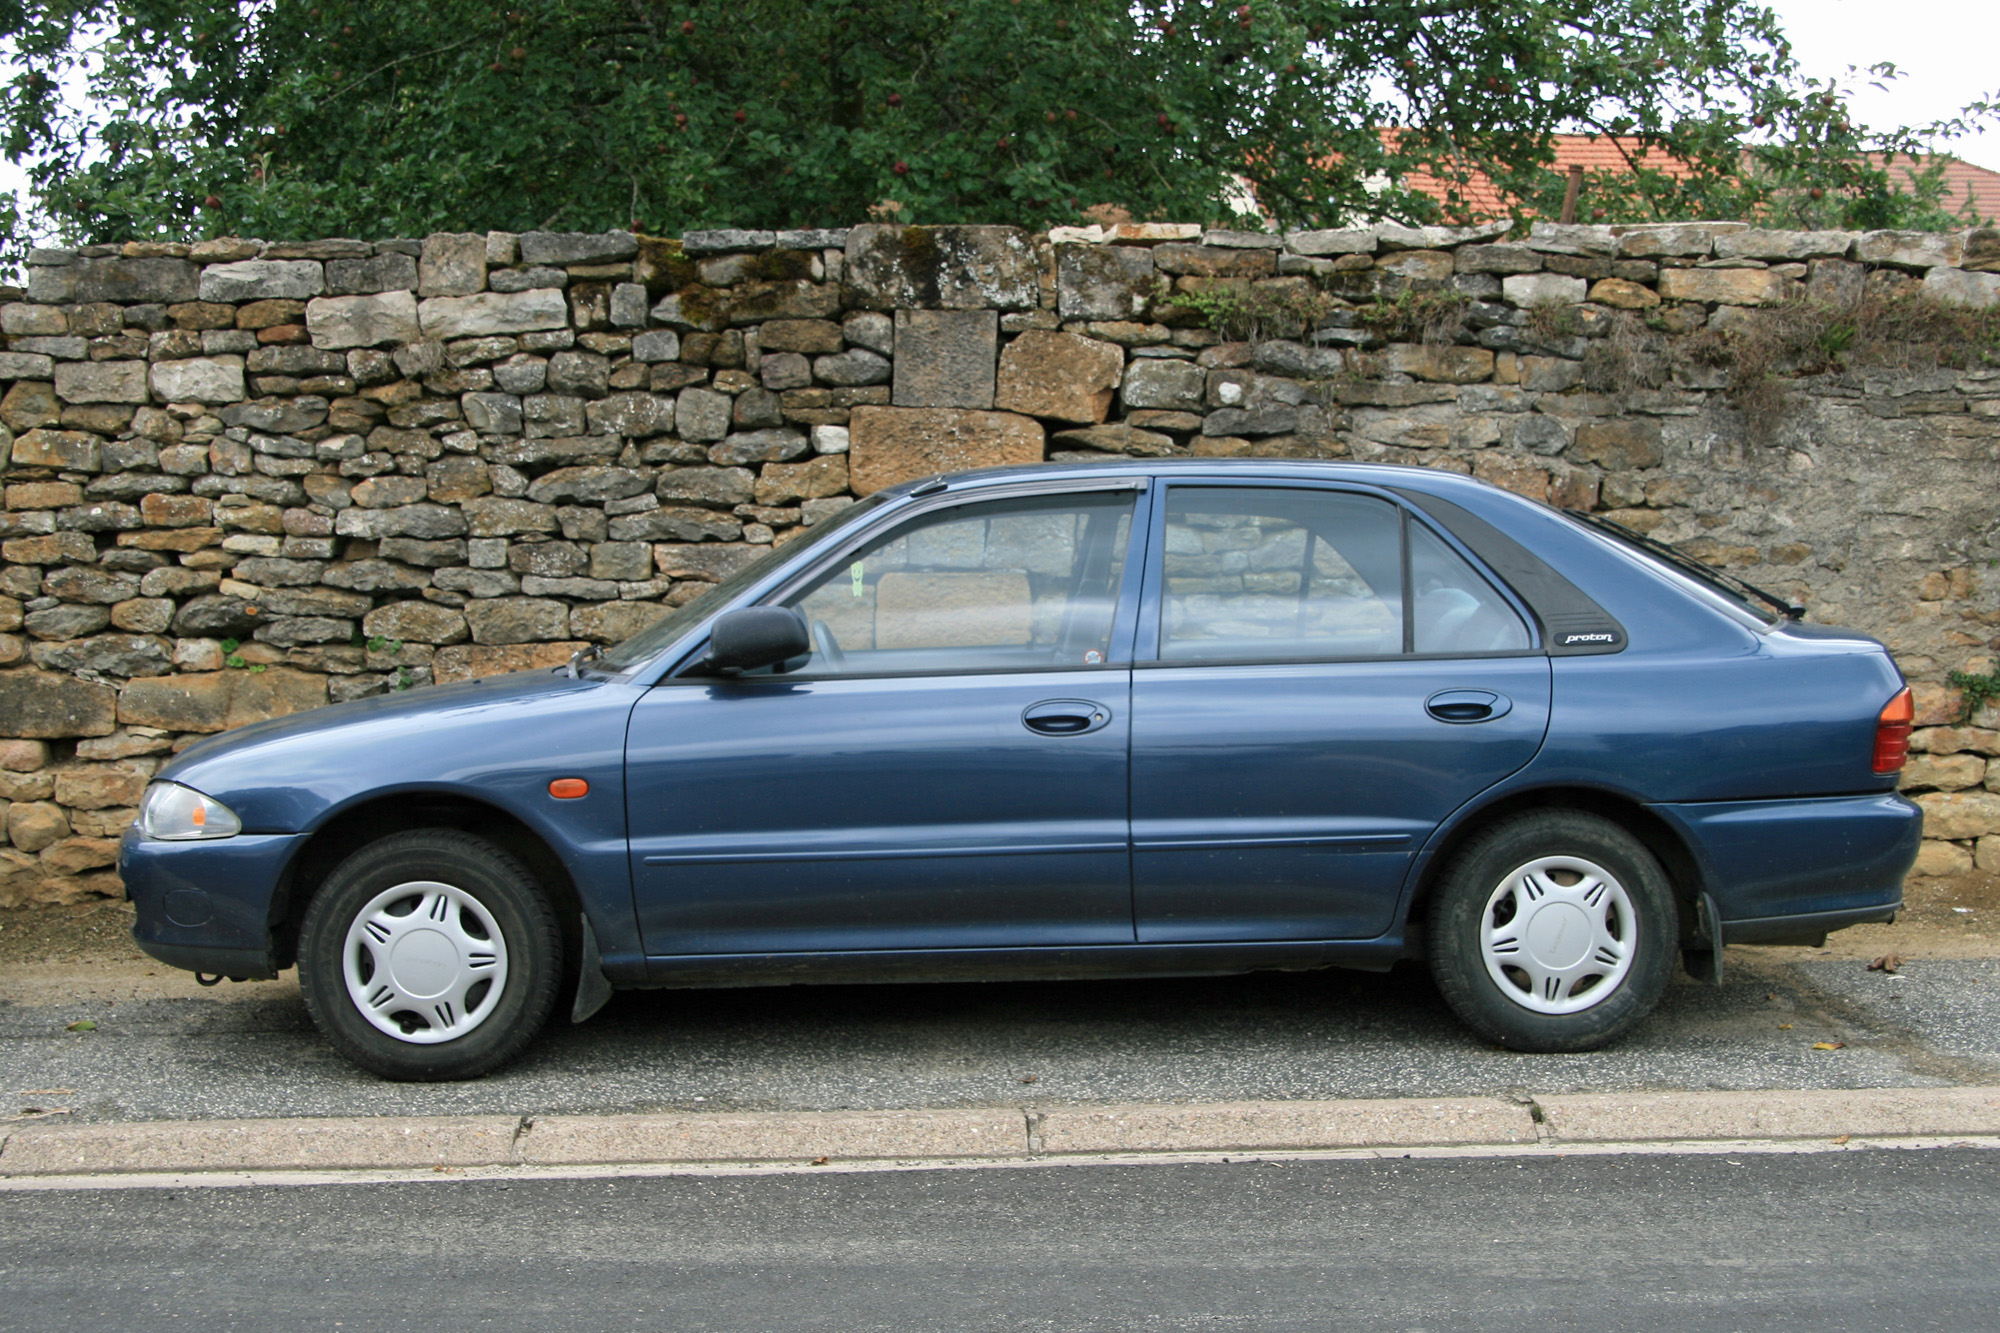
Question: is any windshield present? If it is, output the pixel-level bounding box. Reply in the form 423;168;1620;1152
1560;509;1797;628
596;493;891;672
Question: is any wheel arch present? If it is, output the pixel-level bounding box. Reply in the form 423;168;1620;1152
1405;785;1707;944
268;791;584;974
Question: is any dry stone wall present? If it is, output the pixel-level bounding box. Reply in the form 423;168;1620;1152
3;218;2000;906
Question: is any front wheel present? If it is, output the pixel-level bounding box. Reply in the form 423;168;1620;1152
1427;810;1676;1053
298;829;562;1081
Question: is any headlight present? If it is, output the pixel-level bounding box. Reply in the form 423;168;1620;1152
138;782;243;841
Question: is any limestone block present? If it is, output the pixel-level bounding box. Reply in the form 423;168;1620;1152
655;466;755;507
848;406;1044;494
676;388;732;442
708;429;809;465
1525;223;1618;256
1922;267;2000;309
461;392;524;435
116;667;325;733
28;256;198;304
843;225;1039;311
526;465;652;505
1502;273;1589;305
517;231;639;265
7;801;69;853
0;740;49;772
754;456;849;506
1377;250;1455;282
1613;225;1732;258
759;320;844;355
11;429;102;471
417;289;569;340
1656;267;1786;306
418;233;487;297
50;361;145;405
1454;244;1542;274
306;291;421;350
1051;423;1177;455
1914;790;2000;841
994;331;1123;424
1901;752;1987;791
1056;245;1158;322
198;260;324;303
1249;342;1348;379
893;310;999;409
570;602;669;644
53;762;150;810
1383;344;1496;384
1376;221;1509;250
1914;839;1973;876
1587;278;1660;309
814;349;892;387
362;601;469;645
1572;420;1664;470
0;352;56;381
433;641;590;683
148;356;246;404
463;598;571;645
631;330;681;363
0;671;118;738
1853;230;1964;270
1284;228;1377;256
2;303;66;336
1713;229;1851;261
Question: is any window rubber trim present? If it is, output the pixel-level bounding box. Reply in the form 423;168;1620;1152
1388;487;1627;656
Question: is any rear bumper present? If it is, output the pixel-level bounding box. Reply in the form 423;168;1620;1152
1651;791;1921;934
120;825;304;979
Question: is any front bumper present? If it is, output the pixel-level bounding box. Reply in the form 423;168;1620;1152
120;825;305;979
1651;791;1922;939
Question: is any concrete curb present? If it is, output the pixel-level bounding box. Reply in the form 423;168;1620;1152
3;1088;1998;1178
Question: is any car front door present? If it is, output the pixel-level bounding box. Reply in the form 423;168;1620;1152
626;482;1145;958
1129;482;1551;943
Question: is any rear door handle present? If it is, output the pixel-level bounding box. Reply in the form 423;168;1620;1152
1022;699;1112;736
1425;689;1511;724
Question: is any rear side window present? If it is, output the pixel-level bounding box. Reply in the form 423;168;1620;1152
1158;487;1529;662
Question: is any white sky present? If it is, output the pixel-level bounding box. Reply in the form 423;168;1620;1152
1762;0;1999;169
2;1;1995;246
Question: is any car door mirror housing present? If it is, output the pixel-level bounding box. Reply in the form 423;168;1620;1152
702;607;811;675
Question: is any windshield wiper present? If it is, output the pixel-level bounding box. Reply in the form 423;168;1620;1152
1563;510;1804;621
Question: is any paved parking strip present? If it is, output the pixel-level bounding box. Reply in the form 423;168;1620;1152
4;952;1994;1126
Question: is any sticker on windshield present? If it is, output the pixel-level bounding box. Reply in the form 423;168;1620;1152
850;561;865;597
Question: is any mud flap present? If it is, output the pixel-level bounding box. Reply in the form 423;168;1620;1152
571;913;613;1023
1681;891;1725;987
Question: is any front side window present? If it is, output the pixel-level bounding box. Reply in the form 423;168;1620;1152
1158;486;1529;662
785;490;1135;674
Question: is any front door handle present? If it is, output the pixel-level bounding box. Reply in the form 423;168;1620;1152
1425;689;1511;724
1022;699;1112;736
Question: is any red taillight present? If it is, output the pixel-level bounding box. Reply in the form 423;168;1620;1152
1873;687;1914;774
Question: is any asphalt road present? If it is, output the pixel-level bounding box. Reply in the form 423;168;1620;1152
4;1148;1998;1331
3;954;1996;1123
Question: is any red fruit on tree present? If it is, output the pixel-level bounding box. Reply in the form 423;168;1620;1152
1157;113;1170;127
1065;108;1077;121
203;194;221;209
1809;186;1825;200
681;20;695;34
511;46;526;60
1236;3;1250;15
1752;114;1767;127
675;113;688;127
887;93;902;107
893;160;910;175
489;61;501;71
734;109;747;122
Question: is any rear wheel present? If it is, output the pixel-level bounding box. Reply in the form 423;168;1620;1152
1427;810;1675;1052
298;829;562;1080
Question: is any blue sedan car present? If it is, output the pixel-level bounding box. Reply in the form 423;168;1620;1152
121;460;1922;1079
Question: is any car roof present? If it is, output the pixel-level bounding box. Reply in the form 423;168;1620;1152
880;457;1535;512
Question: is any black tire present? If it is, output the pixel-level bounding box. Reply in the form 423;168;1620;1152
1427;810;1676;1053
297;829;562;1081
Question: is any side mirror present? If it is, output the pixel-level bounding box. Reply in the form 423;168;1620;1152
702;606;810;675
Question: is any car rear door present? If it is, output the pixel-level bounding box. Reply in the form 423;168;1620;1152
1129;481;1551;943
625;481;1147;958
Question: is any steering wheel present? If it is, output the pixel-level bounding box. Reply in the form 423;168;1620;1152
809;619;847;671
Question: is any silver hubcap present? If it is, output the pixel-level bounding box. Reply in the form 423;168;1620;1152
342;881;508;1044
1480;855;1635;1016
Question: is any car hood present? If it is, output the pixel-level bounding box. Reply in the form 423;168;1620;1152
156;667;632;831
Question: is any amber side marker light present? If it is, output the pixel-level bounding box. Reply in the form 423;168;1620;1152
1873;687;1914;775
549;778;590;799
